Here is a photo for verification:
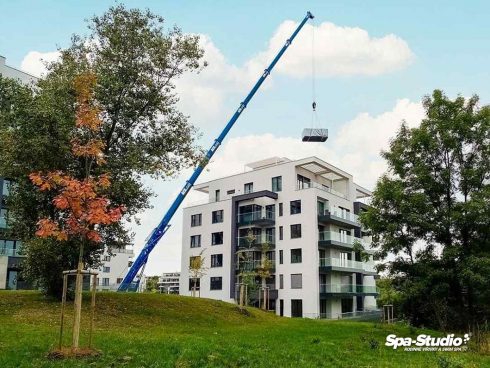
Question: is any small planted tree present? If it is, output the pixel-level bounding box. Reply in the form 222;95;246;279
236;229;259;308
256;241;273;310
30;72;124;351
188;250;207;297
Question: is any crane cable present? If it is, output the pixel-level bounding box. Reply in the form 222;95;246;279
311;17;318;129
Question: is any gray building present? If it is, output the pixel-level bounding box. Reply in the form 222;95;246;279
0;55;38;289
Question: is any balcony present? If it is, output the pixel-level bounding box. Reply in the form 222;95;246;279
318;207;359;229
237;234;275;250
318;231;368;250
296;181;347;199
319;283;379;296
237;210;275;227
235;259;276;272
319;257;376;274
317;309;382;320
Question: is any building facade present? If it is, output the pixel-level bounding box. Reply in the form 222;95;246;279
94;247;134;291
158;272;180;294
0;56;37;290
179;156;378;319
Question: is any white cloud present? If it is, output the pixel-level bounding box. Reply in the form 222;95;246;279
20;51;60;77
248;21;414;78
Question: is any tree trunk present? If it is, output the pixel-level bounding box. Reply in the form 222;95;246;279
239;283;245;309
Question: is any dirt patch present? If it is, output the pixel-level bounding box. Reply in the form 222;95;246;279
47;347;101;360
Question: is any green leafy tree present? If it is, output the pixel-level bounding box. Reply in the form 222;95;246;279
361;90;490;330
145;276;160;293
0;5;205;297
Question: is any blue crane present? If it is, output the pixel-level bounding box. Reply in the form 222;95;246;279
118;11;315;292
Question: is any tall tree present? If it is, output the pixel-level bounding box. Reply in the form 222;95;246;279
362;90;490;330
0;5;205;296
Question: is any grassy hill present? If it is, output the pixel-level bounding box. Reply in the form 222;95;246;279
0;291;486;367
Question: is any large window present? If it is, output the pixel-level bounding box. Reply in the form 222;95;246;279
189;256;201;267
0;209;7;229
290;200;301;215
210;277;222;290
290;224;302;239
212;232;223;245
103;266;110;273
291;299;303;317
272;176;282;192
212;210;224;224
189;278;200;291
190;235;201;248
211;254;223;268
102;278;110;286
191;214;202;227
297;174;311;189
244;182;253;194
291;274;302;289
291;248;302;263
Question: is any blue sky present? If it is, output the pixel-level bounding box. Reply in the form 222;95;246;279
1;1;489;275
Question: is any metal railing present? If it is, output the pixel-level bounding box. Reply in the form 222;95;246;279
237;209;275;224
296;181;347;199
319;284;378;293
316;309;382;320
319;257;375;272
236;259;276;271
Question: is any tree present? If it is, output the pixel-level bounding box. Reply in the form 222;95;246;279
30;72;124;349
0;5;205;296
361;90;490;330
145;276;160;293
189;250;207;297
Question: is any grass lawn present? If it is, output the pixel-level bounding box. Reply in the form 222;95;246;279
0;291;487;367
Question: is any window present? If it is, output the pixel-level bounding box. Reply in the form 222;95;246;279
211;254;223;268
190;235;201;248
191;214;202;227
291;248;302;263
103;278;110;286
290;200;301;215
227;189;235;195
103;266;110;273
189;278;200;291
297;174;311;189
279;250;283;264
0;209;8;228
244;182;253;194
189;256;201;267
1;179;11;197
279;226;283;240
291;299;303;317
278;203;283;216
210;277;222;290
212;232;223;245
279;274;284;289
103;255;111;262
291;274;302;289
215;189;220;202
128;261;134;267
291;224;302;239
116;278;123;284
212;210;224;224
272;176;282;192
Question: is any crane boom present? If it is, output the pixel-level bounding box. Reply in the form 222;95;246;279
118;11;314;292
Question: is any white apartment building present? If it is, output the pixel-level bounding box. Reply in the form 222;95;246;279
180;156;378;319
95;247;134;291
158;272;180;294
0;55;37;85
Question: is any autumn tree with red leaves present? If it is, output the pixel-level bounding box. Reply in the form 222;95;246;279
30;72;124;349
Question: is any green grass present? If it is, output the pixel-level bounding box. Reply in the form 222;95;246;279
0;291;487;367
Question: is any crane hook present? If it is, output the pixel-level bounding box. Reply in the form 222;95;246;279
312;101;317;112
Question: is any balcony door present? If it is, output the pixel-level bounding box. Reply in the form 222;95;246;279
339;251;350;268
341;298;353;314
297;174;311;189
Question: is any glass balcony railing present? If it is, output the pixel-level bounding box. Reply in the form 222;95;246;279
318;231;368;247
237;234;275;248
319;257;375;272
319;284;378;294
236;259;276;271
318;206;359;224
0;248;24;257
237;210;275;224
296;181;347;199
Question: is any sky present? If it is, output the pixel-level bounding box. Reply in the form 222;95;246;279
1;0;489;277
